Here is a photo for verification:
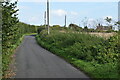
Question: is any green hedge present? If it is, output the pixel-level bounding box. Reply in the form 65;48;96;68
2;1;37;77
36;30;119;78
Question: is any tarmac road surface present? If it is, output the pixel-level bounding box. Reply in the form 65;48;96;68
15;35;89;78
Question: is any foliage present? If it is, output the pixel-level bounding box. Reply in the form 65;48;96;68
2;1;19;76
2;1;37;77
68;23;82;31
36;29;119;78
37;25;46;34
52;25;61;28
83;26;88;32
105;17;112;23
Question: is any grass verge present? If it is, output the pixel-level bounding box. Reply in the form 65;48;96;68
2;33;37;78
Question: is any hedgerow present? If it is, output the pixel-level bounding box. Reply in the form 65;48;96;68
36;29;119;78
2;1;37;77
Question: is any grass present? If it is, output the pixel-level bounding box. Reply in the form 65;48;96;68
2;35;24;78
36;29;119;79
0;31;2;79
2;33;36;78
72;59;118;78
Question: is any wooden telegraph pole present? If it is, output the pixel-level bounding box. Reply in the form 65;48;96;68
118;1;120;30
47;0;50;34
44;11;46;29
65;15;66;27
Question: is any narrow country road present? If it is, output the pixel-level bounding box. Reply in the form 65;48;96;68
15;35;89;78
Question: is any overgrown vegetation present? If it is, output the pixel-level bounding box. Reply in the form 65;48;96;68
1;0;120;78
36;29;119;78
2;1;37;77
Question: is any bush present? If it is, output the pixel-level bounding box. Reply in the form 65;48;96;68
36;29;119;78
2;1;38;77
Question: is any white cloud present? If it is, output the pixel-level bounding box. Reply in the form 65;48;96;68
88;18;94;21
87;18;97;28
28;15;41;24
70;11;78;16
51;9;67;16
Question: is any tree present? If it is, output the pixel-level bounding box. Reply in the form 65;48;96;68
115;21;120;31
2;1;19;48
2;0;38;77
81;17;88;27
53;25;60;28
83;26;88;32
105;17;112;28
2;0;19;76
68;23;82;31
105;17;112;23
96;18;103;27
69;23;79;29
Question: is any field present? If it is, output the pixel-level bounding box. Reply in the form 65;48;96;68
56;29;116;39
88;32;116;39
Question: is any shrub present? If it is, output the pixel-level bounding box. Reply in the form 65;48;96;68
36;29;119;78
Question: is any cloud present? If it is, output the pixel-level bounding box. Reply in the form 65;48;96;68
51;9;67;16
27;15;41;25
70;11;78;16
87;18;97;28
88;18;94;22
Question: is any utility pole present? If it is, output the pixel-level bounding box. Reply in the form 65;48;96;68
65;15;66;27
47;0;50;34
118;1;120;30
44;11;46;29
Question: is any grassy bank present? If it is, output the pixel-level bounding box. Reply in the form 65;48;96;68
2;33;37;78
36;30;119;79
2;34;24;78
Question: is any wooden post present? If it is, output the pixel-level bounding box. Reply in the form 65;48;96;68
44;11;46;29
118;1;120;30
47;0;50;34
65;15;66;27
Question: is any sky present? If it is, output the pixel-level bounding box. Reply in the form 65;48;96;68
14;0;119;29
12;0;119;2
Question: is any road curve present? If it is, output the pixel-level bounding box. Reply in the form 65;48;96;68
15;35;89;78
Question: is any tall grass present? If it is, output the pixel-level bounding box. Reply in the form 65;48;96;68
36;29;119;78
